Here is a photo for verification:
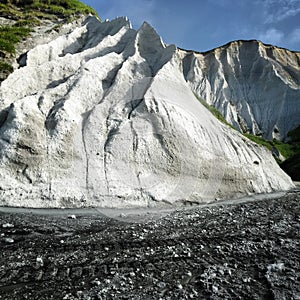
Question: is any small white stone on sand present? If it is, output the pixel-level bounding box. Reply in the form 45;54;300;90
2;223;14;228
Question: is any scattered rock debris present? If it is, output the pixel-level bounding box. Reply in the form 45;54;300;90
0;191;299;299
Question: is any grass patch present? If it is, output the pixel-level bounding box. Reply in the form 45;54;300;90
0;25;32;54
0;1;100;24
0;3;23;18
14;19;40;27
0;0;100;54
194;93;236;130
0;37;15;52
9;0;100;19
243;133;300;160
245;130;300;181
0;61;13;73
0;0;100;79
243;133;273;151
273;139;299;159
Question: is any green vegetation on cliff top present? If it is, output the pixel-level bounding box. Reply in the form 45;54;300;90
0;0;99;19
0;0;99;77
0;25;31;54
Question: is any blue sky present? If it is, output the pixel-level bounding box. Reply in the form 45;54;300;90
82;0;300;52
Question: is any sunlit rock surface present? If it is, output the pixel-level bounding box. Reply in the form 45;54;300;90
180;41;300;140
0;17;294;207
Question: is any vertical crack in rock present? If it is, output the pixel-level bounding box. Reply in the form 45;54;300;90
126;77;154;120
128;99;144;119
153;130;175;164
160;100;172;124
45;131;52;200
44;74;83;133
103;115;123;195
149;112;175;162
45;106;60;133
81;110;93;195
129;121;142;187
22;164;32;184
129;120;156;205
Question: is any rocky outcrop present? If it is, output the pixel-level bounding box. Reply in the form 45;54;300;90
0;17;294;208
179;41;300;140
15;17;88;68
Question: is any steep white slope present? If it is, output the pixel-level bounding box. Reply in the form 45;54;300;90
180;41;300;140
0;17;294;208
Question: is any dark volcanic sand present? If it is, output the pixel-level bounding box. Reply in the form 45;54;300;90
0;190;299;300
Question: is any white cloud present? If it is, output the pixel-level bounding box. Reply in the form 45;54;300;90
289;27;300;44
260;0;300;23
258;28;284;45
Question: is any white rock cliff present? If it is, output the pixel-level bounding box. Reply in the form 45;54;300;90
0;17;295;208
180;41;300;140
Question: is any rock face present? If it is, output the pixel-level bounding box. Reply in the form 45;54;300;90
0;16;294;208
180;41;300;140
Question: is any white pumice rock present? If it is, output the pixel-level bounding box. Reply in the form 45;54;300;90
0;17;295;208
2;223;14;228
179;40;300;140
